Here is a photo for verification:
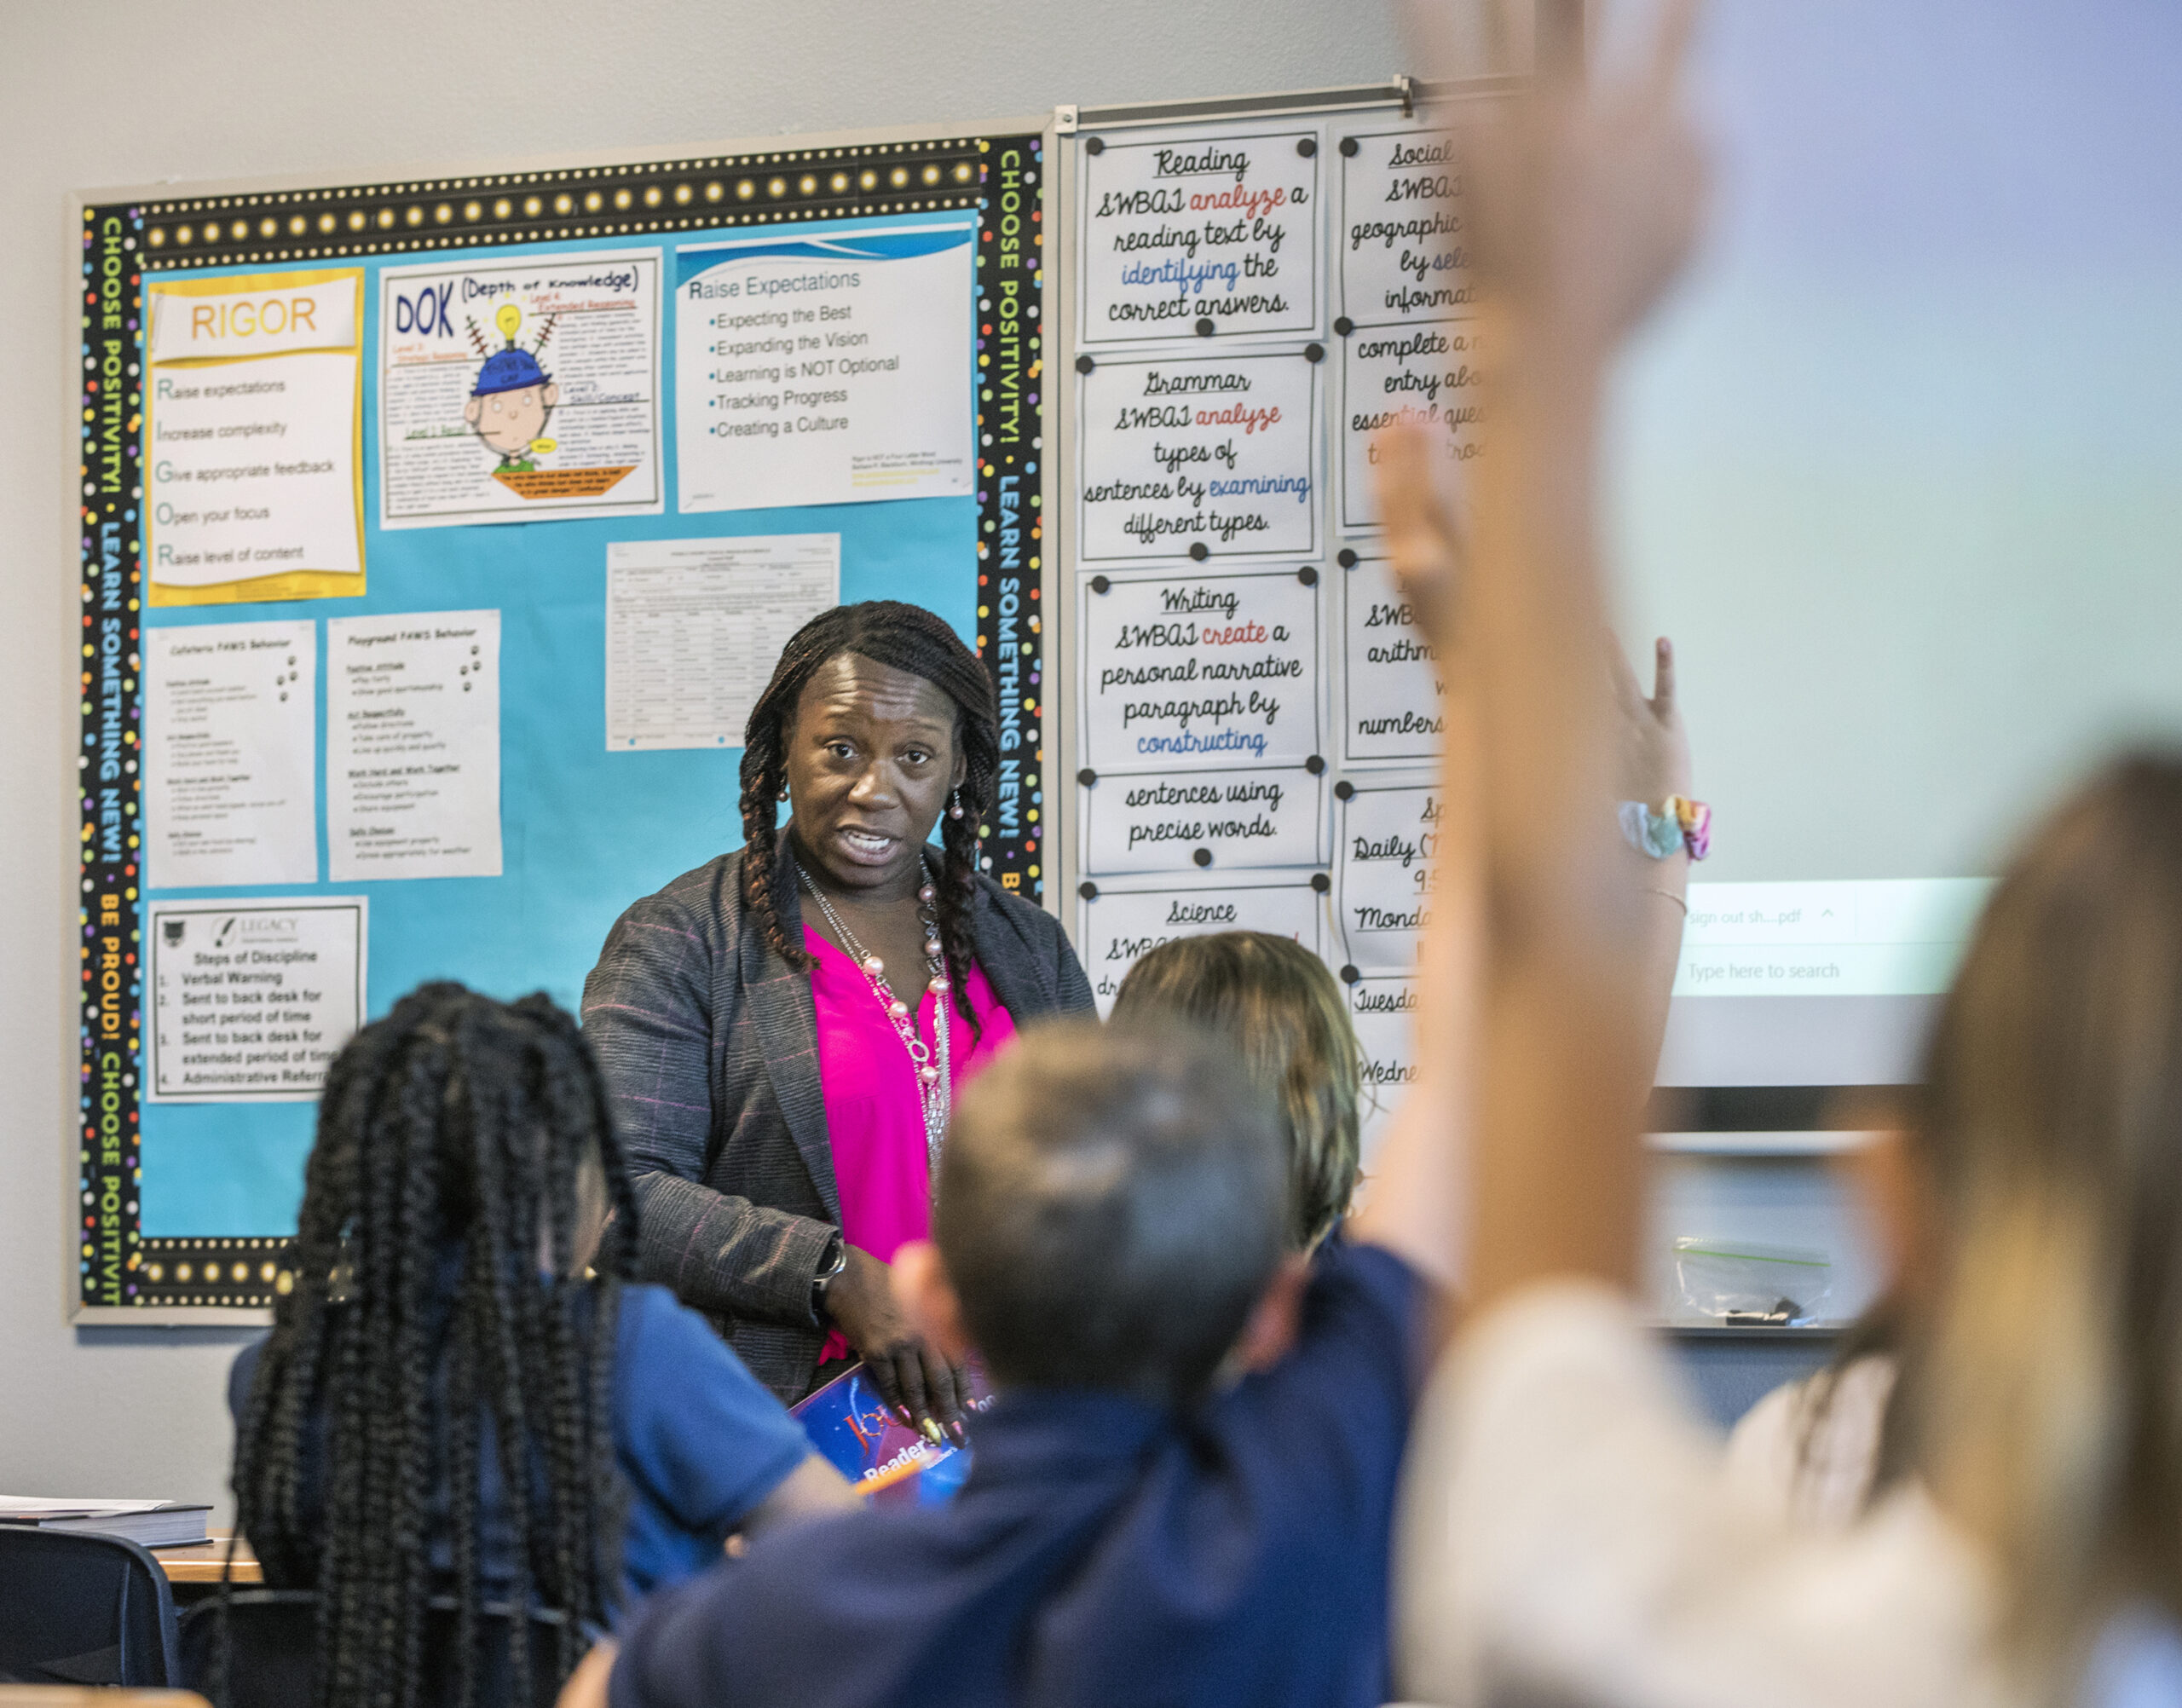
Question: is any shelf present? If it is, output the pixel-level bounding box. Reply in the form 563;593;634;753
1653;1322;1844;1342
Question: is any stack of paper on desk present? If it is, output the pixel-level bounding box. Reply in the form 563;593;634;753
0;1497;212;1548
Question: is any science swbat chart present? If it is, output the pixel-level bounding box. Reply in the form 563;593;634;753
1075;874;1327;1016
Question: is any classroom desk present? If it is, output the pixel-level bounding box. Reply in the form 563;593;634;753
158;1530;261;1589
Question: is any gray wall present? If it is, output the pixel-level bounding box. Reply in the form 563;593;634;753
0;0;1437;1515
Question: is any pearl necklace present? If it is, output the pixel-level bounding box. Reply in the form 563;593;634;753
796;858;952;1174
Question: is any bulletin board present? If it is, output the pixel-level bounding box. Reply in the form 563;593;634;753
1048;78;1498;1157
72;120;1053;1319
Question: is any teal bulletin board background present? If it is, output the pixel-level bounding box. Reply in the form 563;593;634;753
141;211;977;1238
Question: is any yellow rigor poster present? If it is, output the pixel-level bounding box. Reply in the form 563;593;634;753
144;268;366;605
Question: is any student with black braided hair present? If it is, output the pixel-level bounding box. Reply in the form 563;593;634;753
582;601;1093;1439
227;984;852;1708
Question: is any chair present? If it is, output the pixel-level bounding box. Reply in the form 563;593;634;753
175;1591;312;1708
179;1590;580;1708
0;1526;180;1687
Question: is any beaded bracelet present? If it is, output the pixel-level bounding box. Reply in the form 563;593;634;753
1619;795;1711;862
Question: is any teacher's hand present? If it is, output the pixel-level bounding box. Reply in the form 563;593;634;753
825;1245;968;1445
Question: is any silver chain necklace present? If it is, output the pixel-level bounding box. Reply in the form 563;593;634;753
796;857;952;1174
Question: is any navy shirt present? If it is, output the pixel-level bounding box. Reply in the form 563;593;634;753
609;1238;1429;1708
229;1281;811;1613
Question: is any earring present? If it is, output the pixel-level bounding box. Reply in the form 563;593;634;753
777;782;788;802
949;788;965;822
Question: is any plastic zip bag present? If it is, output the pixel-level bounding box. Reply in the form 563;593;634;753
1671;1238;1831;1326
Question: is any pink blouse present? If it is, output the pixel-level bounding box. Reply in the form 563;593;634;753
805;926;1016;1359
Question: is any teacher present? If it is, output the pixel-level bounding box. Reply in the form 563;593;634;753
582;600;1093;1435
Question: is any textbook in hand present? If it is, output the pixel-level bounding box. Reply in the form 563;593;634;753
791;1362;994;1507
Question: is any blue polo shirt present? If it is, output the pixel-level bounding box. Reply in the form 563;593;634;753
228;1280;812;1613
609;1238;1429;1708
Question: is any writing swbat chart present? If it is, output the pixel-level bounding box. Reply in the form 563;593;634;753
673;222;976;512
1336;782;1440;972
1077;129;1321;345
378;250;662;528
1077;352;1320;562
144;269;365;602
147;897;367;1103
1081;764;1325;877
326;610;502;880
1336;127;1469;328
1347;972;1418;1166
1337;320;1484;532
1077;878;1325;1016
1078;569;1322;774
1340;556;1443;765
144;619;318;888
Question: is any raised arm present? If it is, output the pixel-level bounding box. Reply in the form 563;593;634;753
1352;447;1697;1299
1347;430;1482;1292
1612;634;1694;1118
1387;0;1708;1308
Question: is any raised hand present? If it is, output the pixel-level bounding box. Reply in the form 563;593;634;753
1411;0;1710;355
1610;633;1691;808
1375;421;1466;658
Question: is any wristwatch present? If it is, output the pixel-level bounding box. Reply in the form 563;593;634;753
809;1233;847;1327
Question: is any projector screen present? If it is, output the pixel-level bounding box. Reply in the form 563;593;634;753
1613;0;2182;1094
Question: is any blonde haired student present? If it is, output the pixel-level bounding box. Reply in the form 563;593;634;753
1383;4;2182;1704
1111;932;1363;1249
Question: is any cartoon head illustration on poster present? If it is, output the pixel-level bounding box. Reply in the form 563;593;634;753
463;303;559;471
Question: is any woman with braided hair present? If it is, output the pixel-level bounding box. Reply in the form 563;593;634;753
582;600;1093;1438
226;984;851;1708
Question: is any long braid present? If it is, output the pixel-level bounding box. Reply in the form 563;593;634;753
736;736;804;974
464;1011;542;1708
735;600;1004;1033
520;994;638;1612
328;1022;443;1708
525;1037;590;1684
320;1036;423;1708
389;1036;447;1708
938;788;985;1040
228;984;638;1708
526;996;631;1647
443;1300;482;1708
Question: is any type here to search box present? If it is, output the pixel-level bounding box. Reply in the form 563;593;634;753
1673;878;1992;998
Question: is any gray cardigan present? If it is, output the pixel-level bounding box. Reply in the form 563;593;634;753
580;845;1095;1400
